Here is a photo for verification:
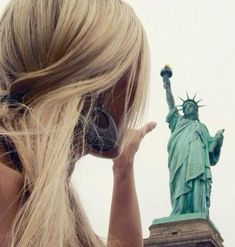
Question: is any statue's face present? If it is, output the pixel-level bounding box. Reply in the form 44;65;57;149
183;102;198;119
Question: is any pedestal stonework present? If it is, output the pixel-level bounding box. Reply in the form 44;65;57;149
144;214;224;247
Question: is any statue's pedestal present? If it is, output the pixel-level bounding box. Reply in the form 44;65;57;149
144;213;224;247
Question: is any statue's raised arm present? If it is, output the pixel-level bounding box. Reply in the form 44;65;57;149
160;66;175;111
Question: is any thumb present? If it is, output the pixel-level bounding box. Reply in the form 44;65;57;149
141;122;157;137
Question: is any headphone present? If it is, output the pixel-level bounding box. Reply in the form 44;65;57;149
85;107;118;152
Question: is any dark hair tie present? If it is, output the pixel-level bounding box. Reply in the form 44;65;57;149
0;89;28;106
0;136;23;172
0;90;27;172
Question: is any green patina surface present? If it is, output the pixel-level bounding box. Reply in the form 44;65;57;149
152;212;207;224
161;66;224;216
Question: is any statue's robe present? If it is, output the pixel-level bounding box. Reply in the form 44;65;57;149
167;107;222;215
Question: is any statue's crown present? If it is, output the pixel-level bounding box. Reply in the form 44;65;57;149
178;93;205;111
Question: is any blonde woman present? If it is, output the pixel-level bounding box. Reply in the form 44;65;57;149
0;0;156;246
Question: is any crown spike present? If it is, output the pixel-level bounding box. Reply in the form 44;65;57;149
178;96;185;102
198;105;206;108
193;93;197;100
196;99;203;103
186;92;190;99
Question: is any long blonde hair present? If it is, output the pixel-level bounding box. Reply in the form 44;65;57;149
0;0;149;246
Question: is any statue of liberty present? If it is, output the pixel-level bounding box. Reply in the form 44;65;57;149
161;66;224;216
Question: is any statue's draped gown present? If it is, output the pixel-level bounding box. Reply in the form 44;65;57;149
167;107;222;215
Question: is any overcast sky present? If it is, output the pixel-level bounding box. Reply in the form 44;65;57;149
1;1;235;246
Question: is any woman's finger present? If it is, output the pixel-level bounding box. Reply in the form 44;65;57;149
140;122;157;138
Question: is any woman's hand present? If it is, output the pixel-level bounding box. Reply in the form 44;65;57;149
112;122;157;175
107;121;156;247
